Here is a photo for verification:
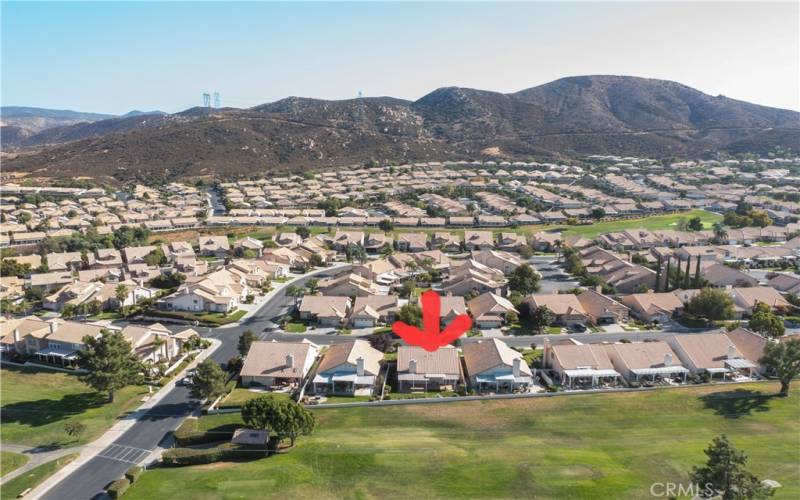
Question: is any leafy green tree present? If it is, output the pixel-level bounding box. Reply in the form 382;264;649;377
238;330;257;356
712;222;728;244
749;210;772;228
189;359;228;400
77;330;144;402
295;227;310;239
508;263;541;295
688;216;704;231
564;253;584;275
115;284;129;313
590;207;605;219
378;219;394;232
521;304;552;333
242;395;315;447
748;302;785;339
309;253;324;267
396;303;422;327
64;421;86;442
143;248;167;267
305;278;319;295
685;288;735;321
0;259;32;278
690;435;771;499
759;339;800;397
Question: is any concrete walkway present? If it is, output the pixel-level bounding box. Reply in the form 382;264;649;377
0;444;83;485
26;338;221;500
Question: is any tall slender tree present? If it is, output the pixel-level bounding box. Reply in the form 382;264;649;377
693;255;702;288
654;254;662;293
664;257;672;292
684;257;692;289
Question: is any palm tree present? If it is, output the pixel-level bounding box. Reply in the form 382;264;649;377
115;284;129;315
712;222;728;244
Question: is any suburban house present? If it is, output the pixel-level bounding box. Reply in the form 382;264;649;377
42;281;103;311
524;293;588;327
331;230;365;251
471;249;524;274
162;272;245;313
767;272;800;294
667;333;758;379
350;295;400;327
317;273;378;297
298;296;351;326
620;292;685;323
261;247;307;270
467;292;518;328
396;232;428;252
311;340;382;396
28;272;73;292
45;251;91;272
604;341;688;383
701;262;759;288
462;338;533;393
275;232;302;247
576;289;630;325
233;237;265;257
727;286;790;317
240;340;320;388
121;323;181;364
543;339;621;389
396;345;463;392
463;231;495;250
496;233;527;252
94;248;124;268
442;264;507;297
431;232;461;252
198;235;230;257
364;232;392;253
0;317;104;368
724;328;769;374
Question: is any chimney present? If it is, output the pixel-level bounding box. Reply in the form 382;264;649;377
409;358;417;374
513;358;521;377
596;285;602;294
663;353;672;367
285;354;295;368
356;356;365;376
543;338;551;368
13;328;20;343
727;345;736;359
49;321;58;333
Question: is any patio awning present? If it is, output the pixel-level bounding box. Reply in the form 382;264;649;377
398;373;458;382
706;367;730;374
476;375;532;384
35;347;78;359
631;366;689;376
725;358;757;369
564;369;620;378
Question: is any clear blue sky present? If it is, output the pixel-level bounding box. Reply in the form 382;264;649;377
2;1;798;114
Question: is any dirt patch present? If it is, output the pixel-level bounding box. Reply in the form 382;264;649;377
191;461;237;471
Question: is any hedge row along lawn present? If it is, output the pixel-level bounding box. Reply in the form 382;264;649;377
125;382;798;499
0;453;78;500
0;365;147;447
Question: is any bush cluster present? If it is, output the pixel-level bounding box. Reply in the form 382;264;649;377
106;478;130;499
161;443;267;466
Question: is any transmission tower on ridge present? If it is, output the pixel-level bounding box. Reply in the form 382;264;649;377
203;93;211;107
213;92;221;108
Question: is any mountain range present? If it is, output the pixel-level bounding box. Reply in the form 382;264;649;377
2;75;798;182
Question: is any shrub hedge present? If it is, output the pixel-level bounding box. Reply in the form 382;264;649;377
107;478;131;499
162;443;267;466
173;423;237;447
125;465;143;484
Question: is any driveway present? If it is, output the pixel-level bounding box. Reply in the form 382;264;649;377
529;255;581;293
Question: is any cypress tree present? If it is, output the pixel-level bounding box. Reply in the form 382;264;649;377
684;257;692;289
654;254;663;293
664;257;672;291
694;255;702;288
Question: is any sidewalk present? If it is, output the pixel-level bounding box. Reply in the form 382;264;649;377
0;444;82;485
26;338;221;500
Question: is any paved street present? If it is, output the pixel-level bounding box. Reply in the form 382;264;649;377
529;255;581;293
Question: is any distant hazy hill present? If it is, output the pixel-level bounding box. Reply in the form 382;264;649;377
4;76;798;182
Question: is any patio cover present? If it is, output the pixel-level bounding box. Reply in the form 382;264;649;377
563;368;620;378
631;366;689;376
725;358;757;369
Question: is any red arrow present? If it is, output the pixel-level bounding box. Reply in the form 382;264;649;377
392;290;472;352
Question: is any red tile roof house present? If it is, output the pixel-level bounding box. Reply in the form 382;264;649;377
311;340;383;396
667;333;758;380
240;340;320;388
604;341;689;384
396;345;463;393
463;338;534;393
543;339;621;389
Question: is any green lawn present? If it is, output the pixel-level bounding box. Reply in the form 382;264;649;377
284;322;308;333
0;453;78;500
145;308;247;326
0;451;29;478
221;388;292;407
560;210;722;238
0;365;147;447
126;383;799;499
387;391;458;400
